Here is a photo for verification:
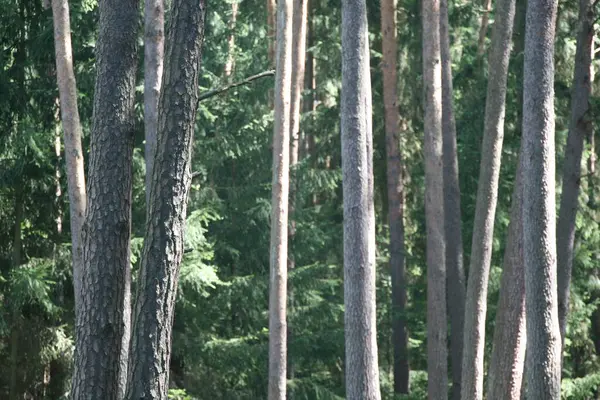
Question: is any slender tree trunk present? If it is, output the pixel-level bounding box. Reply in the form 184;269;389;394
124;1;206;399
423;1;448;398
224;2;239;79
267;0;277;67
71;0;140;398
8;190;23;400
477;0;493;56
341;0;381;399
522;0;561;397
460;0;516;398
486;155;526;400
381;0;409;394
51;0;87;320
556;0;594;348
439;2;465;399
268;0;293;398
144;0;165;206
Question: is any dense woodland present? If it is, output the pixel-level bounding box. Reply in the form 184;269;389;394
0;0;599;398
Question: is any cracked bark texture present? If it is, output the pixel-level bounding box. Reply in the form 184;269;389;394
423;0;448;398
341;0;381;398
144;0;165;206
460;0;516;397
440;2;465;399
51;0;87;316
486;155;526;400
522;0;561;397
124;1;206;399
557;0;594;349
71;0;139;398
381;0;409;394
268;0;293;399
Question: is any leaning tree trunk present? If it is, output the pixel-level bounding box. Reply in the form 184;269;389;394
486;155;526;400
423;0;448;399
143;0;165;206
71;0;139;398
557;0;594;349
268;0;293;399
460;0;516;397
381;0;409;394
522;0;561;397
440;2;465;399
50;0;87;316
341;0;381;399
124;1;206;399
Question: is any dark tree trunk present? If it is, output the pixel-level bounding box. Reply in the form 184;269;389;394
125;1;206;399
71;1;140;399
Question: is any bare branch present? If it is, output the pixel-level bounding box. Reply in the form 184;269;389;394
198;70;275;102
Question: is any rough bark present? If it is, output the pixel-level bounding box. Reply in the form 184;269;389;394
50;0;87;317
439;2;465;399
381;0;409;394
522;0;561;397
144;0;164;207
267;0;277;66
268;0;293;398
124;1;206;399
224;1;239;79
460;0;516;398
71;0;139;398
556;0;594;348
486;156;526;400
477;0;493;56
423;1;448;399
341;0;381;399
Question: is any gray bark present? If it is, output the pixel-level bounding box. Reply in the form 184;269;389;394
381;0;409;394
522;0;561;397
460;0;516;397
341;0;381;398
71;0;139;398
50;0;87;317
557;0;594;348
423;1;448;399
486;155;526;400
440;2;465;399
143;0;165;207
268;0;293;398
124;1;206;399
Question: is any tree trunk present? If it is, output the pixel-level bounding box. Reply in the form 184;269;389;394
71;0;140;398
51;0;87;319
224;2;239;79
477;0;493;56
440;2;465;399
144;0;164;207
460;0;516;397
124;1;206;399
341;0;381;399
522;0;561;397
486;155;526;400
381;0;409;394
423;1;448;398
267;0;276;67
268;0;293;398
556;0;594;348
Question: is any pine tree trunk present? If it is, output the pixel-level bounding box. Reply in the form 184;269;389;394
124;1;206;399
423;1;448;398
268;0;293;398
267;0;277;67
556;0;594;348
522;0;561;397
71;0;140;398
224;2;239;79
381;0;409;394
439;2;465;399
143;0;165;207
486;155;526;400
460;0;516;397
50;0;87;319
477;0;493;56
341;0;381;398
